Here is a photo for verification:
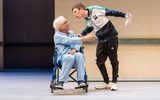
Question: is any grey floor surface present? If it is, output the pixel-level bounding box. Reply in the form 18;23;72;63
0;71;160;100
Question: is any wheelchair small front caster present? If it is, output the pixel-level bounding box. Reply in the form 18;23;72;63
83;85;88;93
50;80;56;93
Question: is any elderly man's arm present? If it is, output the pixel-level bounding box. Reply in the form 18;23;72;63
54;32;96;46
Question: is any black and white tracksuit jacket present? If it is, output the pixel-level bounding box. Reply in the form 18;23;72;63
81;5;127;42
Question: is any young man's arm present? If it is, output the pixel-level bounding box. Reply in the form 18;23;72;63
105;8;132;27
81;26;94;36
105;8;126;18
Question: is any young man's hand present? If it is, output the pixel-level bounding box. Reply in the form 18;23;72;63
125;13;132;27
77;34;82;37
81;34;96;42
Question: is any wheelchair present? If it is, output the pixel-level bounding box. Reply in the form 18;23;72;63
50;47;88;93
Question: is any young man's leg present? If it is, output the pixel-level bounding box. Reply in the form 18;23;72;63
95;42;111;89
108;37;119;91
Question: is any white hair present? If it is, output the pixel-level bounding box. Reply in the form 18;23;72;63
53;16;66;31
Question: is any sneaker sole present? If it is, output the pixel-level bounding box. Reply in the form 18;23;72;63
111;89;117;91
95;87;110;90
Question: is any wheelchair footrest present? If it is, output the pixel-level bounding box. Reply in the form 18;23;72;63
74;85;88;89
54;87;64;90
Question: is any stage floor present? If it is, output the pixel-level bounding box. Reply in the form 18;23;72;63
0;71;160;100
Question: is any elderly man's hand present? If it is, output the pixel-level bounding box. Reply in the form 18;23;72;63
69;48;77;55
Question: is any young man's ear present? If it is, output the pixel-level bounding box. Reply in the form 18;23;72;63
79;8;85;13
79;7;83;11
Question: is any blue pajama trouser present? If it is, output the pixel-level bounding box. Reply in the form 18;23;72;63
59;52;85;83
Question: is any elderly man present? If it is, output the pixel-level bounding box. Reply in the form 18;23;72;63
53;16;95;89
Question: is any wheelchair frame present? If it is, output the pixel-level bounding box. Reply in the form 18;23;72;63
50;47;88;93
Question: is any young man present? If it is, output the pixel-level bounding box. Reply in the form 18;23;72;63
72;3;132;91
53;16;95;89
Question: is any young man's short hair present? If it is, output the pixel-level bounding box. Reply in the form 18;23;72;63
72;2;86;11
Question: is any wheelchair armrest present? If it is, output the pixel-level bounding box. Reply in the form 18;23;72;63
80;46;85;54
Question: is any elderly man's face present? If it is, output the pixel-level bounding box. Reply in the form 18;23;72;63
60;20;70;31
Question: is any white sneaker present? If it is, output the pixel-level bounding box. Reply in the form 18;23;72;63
95;82;111;90
78;82;87;87
55;82;64;89
111;83;117;91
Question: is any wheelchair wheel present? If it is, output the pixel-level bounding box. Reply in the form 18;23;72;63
50;80;56;93
83;85;88;93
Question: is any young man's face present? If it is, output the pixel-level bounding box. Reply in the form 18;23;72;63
72;8;84;18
